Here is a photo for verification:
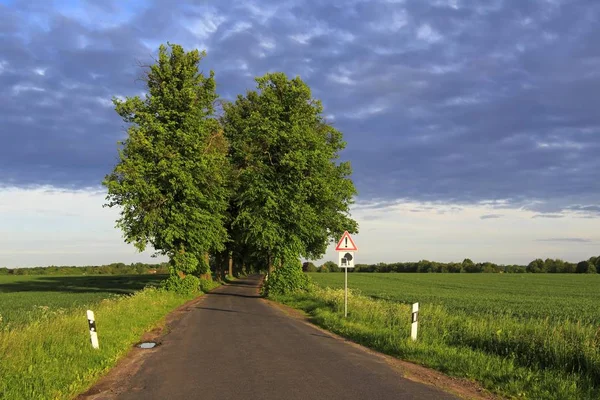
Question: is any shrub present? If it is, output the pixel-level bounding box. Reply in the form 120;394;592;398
262;260;311;296
323;260;340;272
170;251;199;274
302;261;318;272
199;278;220;293
306;264;318;272
161;274;200;294
318;264;329;273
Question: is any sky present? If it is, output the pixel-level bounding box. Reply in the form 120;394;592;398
0;0;599;267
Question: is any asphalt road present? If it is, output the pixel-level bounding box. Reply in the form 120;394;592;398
117;275;457;400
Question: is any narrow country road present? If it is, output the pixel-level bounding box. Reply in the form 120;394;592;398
116;275;457;400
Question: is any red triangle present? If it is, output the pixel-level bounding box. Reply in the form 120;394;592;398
335;231;358;251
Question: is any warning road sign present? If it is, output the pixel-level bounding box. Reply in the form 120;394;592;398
338;251;355;268
335;231;358;251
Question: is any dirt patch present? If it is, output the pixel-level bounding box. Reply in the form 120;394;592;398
265;299;503;400
76;293;212;400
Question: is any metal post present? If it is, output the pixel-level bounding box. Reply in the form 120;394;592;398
344;267;348;317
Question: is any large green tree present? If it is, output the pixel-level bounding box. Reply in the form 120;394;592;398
222;72;357;270
103;43;230;280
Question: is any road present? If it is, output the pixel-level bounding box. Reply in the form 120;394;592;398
116;275;457;400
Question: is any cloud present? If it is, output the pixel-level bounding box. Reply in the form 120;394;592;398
0;0;599;217
566;205;600;216
535;238;593;243
532;214;565;219
480;214;503;220
0;186;164;267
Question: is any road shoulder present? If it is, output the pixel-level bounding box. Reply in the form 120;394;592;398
264;298;502;400
76;292;213;400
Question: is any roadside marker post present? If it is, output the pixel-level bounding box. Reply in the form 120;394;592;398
336;231;357;318
411;302;419;341
87;310;99;349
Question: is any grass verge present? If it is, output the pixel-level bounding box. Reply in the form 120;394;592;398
0;286;212;400
271;286;599;400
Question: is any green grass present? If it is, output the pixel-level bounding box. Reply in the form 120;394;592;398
0;274;167;329
272;273;600;400
308;273;600;323
0;274;210;399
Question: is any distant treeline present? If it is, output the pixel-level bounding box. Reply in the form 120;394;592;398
0;262;169;276
304;256;600;274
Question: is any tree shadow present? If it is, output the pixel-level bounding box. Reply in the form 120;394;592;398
0;274;167;295
208;291;261;299
195;306;239;313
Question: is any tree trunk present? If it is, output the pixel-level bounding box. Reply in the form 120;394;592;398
228;251;233;277
268;253;274;273
200;253;212;281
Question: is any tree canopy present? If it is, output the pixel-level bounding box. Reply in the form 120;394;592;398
104;44;358;289
103;43;230;282
222;72;358;270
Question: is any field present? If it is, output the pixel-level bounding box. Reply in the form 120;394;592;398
272;273;600;399
0;274;209;400
0;274;166;329
307;273;600;323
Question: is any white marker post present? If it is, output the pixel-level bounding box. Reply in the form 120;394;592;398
335;231;358;318
87;310;99;349
411;302;419;341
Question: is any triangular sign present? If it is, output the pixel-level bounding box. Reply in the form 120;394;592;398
335;231;358;251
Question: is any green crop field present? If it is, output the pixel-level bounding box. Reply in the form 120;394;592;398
273;272;600;399
307;272;600;323
0;274;166;330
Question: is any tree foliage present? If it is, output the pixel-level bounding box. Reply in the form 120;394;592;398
262;260;311;296
222;72;358;268
103;43;230;281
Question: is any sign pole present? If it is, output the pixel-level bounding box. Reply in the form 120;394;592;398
335;231;357;319
344;266;348;317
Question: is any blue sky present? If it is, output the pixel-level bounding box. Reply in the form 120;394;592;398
1;0;599;267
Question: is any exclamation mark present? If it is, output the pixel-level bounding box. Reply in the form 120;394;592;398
345;237;348;247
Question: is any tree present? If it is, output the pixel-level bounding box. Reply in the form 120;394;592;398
527;259;546;273
576;261;596;274
103;43;230;285
318;264;330;273
222;72;357;270
323;260;340;272
302;261;317;272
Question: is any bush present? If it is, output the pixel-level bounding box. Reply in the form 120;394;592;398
170;251;199;274
323;261;340;272
199;278;220;293
303;262;318;272
262;260;311;297
318;264;329;273
161;274;200;294
306;264;318;272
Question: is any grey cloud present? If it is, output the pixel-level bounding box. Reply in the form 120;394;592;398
480;214;504;220
536;238;593;243
532;214;565;219
567;205;600;213
0;0;599;214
